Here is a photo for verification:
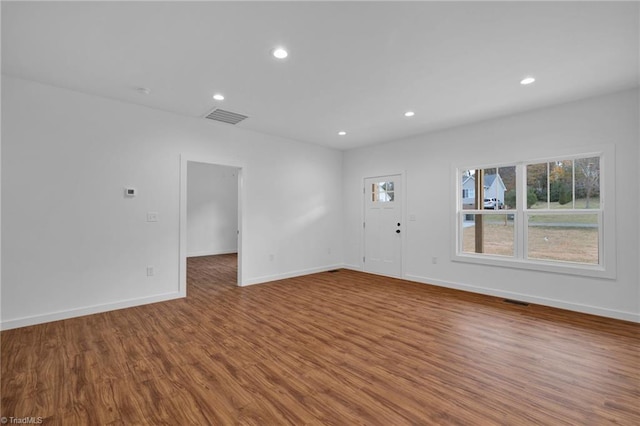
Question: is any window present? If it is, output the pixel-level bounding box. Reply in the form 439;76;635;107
462;213;515;257
526;156;600;264
459;166;517;257
372;181;394;203
454;149;613;278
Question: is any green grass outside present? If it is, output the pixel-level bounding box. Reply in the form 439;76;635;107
463;223;598;264
529;196;600;210
469;213;598;225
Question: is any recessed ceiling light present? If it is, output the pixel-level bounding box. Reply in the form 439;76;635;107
404;111;415;117
338;131;347;136
136;87;150;95
213;93;225;101
272;47;289;59
520;77;536;85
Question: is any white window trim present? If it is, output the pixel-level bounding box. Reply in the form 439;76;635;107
452;145;616;279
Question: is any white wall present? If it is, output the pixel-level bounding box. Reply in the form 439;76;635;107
343;89;640;322
187;162;238;257
1;76;343;329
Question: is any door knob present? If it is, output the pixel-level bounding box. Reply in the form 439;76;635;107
396;229;401;234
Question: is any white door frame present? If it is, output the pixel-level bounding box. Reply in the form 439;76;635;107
362;172;406;278
179;154;245;295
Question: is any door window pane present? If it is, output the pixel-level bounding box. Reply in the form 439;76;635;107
372;181;395;203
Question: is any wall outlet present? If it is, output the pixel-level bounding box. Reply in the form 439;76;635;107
327;248;332;255
147;212;159;222
269;254;275;261
431;257;438;264
146;266;155;276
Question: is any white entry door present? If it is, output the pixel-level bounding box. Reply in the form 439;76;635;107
364;175;402;277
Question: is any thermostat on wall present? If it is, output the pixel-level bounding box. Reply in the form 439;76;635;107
124;187;137;197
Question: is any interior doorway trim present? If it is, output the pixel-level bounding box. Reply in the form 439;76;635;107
179;154;245;295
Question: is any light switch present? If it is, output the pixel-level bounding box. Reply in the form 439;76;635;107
147;212;159;222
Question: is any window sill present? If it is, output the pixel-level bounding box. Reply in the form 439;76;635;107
452;253;615;280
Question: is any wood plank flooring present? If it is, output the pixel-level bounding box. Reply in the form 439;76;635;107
2;254;639;425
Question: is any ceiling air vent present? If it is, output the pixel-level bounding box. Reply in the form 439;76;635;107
204;108;248;125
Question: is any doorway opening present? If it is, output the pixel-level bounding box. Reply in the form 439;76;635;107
179;156;243;296
187;253;238;295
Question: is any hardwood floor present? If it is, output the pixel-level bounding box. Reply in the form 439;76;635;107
2;254;639;425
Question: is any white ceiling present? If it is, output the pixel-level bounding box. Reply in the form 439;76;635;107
2;1;638;150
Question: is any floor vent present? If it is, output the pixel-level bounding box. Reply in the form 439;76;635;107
204;108;248;125
503;299;530;307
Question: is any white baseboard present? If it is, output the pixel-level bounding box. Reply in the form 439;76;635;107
404;274;640;323
187;249;237;258
1;292;184;330
242;264;344;287
341;264;363;272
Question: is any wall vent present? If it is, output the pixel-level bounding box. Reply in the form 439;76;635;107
503;299;530;307
204;108;248;125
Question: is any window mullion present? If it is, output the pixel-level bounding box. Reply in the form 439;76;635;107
572;159;576;209
516;163;526;260
598;210;604;267
546;162;550;209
